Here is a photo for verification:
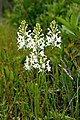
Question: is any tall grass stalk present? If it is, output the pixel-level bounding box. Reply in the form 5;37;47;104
75;76;79;120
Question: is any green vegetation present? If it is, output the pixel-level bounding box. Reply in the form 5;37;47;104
0;0;80;119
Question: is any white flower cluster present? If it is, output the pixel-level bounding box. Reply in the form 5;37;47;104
17;20;61;72
46;20;61;48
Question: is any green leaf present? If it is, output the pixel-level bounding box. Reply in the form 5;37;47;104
56;17;72;31
71;14;76;26
10;71;14;80
62;25;75;36
71;14;77;31
76;12;80;25
57;15;80;38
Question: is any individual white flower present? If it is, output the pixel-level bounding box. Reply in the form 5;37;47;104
26;38;35;49
38;66;43;73
39;50;44;57
54;36;61;48
17;32;25;49
46;35;52;46
33;47;37;52
24;56;31;70
37;37;45;49
25;30;32;38
42;63;45;69
46;60;51;72
30;52;38;65
33;63;39;69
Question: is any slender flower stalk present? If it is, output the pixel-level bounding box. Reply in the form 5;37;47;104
17;20;61;72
